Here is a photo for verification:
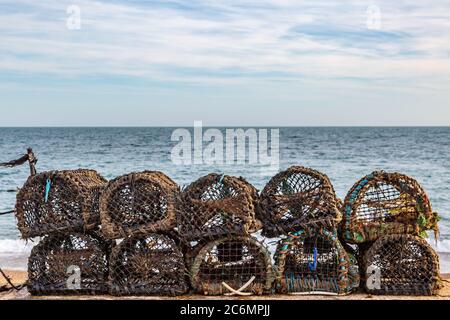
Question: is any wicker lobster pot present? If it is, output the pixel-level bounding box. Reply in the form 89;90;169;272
274;229;359;294
341;171;439;244
258;166;341;237
16;169;107;238
27;233;111;295
190;236;274;296
100;171;178;239
109;233;188;296
363;234;440;295
176;174;260;242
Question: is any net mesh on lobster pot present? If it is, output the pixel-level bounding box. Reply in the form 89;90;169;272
109;233;188;296
341;171;439;244
190;236;273;296
16;169;107;238
258;166;341;237
100;171;178;239
27;233;110;295
274;229;359;294
363;234;441;295
176;174;260;242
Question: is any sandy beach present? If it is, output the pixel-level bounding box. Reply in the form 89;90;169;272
1;270;449;300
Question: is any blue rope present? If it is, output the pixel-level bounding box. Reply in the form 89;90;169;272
44;178;51;203
218;173;225;184
308;247;318;271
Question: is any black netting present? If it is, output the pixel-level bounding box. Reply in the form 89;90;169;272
109;233;188;296
16;170;107;238
27;233;111;295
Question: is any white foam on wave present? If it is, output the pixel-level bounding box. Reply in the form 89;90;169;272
0;238;34;270
1;237;450;272
429;238;450;253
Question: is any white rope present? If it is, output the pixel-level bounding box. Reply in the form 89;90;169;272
222;276;256;296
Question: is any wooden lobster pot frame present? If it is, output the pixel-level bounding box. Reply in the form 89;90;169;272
100;171;178;239
27;233;111;295
258;166;341;237
176;174;260;242
363;234;441;295
341;171;439;244
190;236;274;296
16;169;107;238
275;229;359;295
109;233;188;296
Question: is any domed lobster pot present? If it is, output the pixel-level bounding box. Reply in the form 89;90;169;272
341;171;439;243
109;233;188;296
100;171;178;239
190;236;273;296
176;174;260;242
363;234;440;295
258;166;341;237
27;233;111;295
16;169;107;238
274;229;359;294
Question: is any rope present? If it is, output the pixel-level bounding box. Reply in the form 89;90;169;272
45;178;52;203
0;267;26;292
0;154;29;168
222;276;256;296
0;210;15;216
0;148;37;176
308;246;318;271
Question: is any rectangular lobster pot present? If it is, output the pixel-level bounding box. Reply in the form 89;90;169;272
16;169;107;238
176;173;261;243
100;171;178;239
190;236;274;296
257;166;342;237
341;171;440;244
27;233;111;295
274;228;359;295
108;233;188;296
363;234;441;295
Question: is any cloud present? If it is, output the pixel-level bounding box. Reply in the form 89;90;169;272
0;0;450;127
0;0;449;85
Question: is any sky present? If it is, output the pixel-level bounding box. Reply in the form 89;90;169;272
0;0;449;126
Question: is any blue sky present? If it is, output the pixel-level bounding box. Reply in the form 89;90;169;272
0;0;449;126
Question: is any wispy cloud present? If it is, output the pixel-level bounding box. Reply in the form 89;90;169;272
1;1;449;82
0;0;449;125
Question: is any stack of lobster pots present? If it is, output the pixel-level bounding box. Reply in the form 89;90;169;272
15;169;111;295
176;173;273;296
257;166;360;295
12;159;442;297
339;171;441;295
99;171;189;296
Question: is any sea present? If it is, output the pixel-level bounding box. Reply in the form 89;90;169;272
1;127;449;272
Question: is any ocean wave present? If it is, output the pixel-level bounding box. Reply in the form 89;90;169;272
429;238;450;254
1;238;450;272
0;238;34;255
1;238;450;255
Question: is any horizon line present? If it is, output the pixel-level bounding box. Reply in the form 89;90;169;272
0;125;450;128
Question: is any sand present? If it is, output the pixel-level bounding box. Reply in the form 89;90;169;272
1;270;450;300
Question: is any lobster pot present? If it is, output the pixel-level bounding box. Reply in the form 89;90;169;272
100;171;178;239
258;166;341;237
363;234;440;295
27;233;111;295
341;171;439;244
176;174;260;242
109;233;188;296
190;236;273;295
16;169;107;238
274;229;359;294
